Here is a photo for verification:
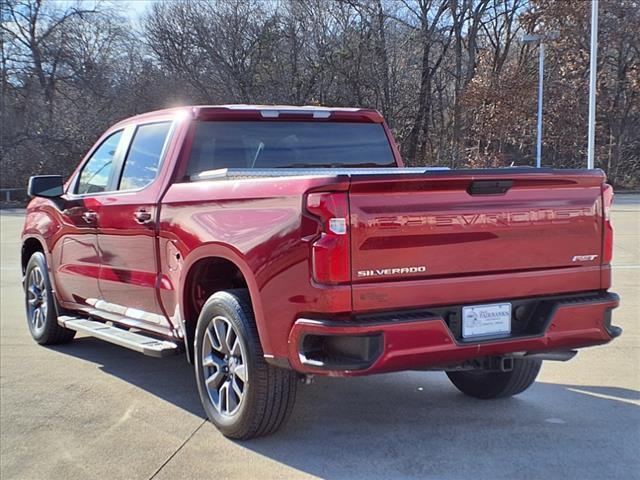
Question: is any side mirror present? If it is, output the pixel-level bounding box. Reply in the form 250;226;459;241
28;175;64;198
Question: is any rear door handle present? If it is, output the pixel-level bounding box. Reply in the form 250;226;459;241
82;210;98;223
134;209;153;224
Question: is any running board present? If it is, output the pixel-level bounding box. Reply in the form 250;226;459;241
58;316;179;358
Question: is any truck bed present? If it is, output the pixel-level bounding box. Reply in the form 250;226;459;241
189;166;608;313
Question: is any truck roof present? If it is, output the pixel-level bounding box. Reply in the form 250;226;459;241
113;104;384;128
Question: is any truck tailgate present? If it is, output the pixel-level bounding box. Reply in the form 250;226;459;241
348;169;606;312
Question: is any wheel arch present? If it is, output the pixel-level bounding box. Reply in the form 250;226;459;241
21;236;46;275
179;244;270;363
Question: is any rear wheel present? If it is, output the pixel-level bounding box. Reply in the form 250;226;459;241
194;289;297;439
446;358;542;399
24;252;75;345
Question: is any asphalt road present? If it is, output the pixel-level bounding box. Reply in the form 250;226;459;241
1;196;639;480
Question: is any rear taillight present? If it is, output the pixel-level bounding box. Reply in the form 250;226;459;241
602;184;614;264
306;192;350;284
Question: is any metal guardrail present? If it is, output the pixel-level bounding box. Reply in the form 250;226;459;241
0;188;28;202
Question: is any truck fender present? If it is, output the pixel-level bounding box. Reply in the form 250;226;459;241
178;242;272;356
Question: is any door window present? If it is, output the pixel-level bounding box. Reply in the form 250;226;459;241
76;130;123;194
118;122;172;191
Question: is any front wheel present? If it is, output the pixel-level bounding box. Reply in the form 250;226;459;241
446;358;542;399
194;289;297;439
24;252;75;345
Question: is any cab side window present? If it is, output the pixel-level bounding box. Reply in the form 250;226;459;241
118;122;172;191
76;130;123;194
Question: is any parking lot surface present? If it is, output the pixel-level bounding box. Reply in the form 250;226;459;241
1;195;639;480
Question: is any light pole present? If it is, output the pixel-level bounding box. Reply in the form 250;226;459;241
587;0;598;169
522;32;558;168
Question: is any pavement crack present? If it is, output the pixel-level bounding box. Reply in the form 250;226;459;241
148;419;207;480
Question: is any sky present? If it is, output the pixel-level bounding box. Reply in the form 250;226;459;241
52;0;158;21
110;0;157;19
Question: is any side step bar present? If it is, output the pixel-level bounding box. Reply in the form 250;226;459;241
58;316;179;358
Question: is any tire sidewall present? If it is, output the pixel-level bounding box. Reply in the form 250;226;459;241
194;292;260;436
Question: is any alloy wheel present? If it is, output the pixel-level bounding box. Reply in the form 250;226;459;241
26;265;47;334
201;315;248;416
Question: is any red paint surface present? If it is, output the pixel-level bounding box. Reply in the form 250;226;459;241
288;295;619;375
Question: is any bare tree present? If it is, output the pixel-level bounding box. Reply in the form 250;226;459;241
2;0;639;192
2;0;96;116
393;0;453;164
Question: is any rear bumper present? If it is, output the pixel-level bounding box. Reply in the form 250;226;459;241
287;291;620;376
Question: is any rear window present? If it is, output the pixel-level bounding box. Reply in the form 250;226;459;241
187;121;395;177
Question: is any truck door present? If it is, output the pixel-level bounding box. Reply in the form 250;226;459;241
94;120;175;335
51;130;125;312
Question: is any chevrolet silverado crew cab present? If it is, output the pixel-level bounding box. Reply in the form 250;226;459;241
22;105;621;439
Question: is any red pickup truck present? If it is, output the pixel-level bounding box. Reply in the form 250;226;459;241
22;105;620;439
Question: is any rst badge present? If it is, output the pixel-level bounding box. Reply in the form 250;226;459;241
572;255;599;262
357;266;427;278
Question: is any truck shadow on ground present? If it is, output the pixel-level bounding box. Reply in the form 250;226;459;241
52;337;640;479
50;337;204;416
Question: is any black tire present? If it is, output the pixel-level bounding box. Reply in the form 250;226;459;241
194;289;297;439
446;358;542;399
24;252;75;345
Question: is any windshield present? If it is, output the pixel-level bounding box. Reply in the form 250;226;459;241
187;121;396;177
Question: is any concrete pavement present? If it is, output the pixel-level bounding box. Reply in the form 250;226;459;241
1;196;639;480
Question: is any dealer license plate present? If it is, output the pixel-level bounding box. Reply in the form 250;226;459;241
462;303;511;339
